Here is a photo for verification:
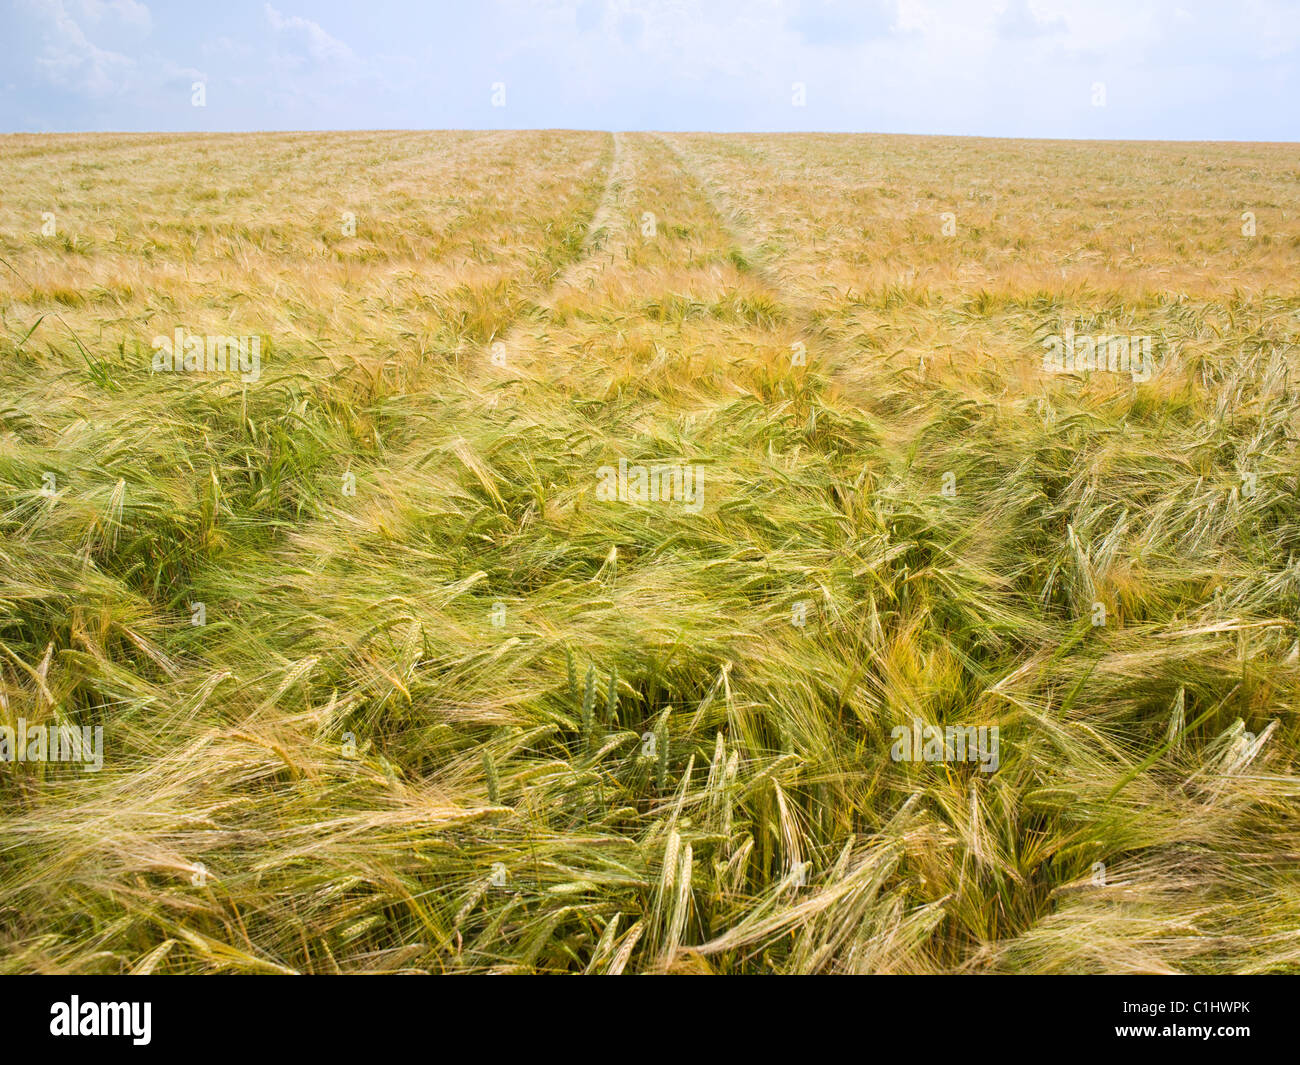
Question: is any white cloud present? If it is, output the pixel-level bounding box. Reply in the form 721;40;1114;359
24;0;136;97
996;0;1067;38
76;0;151;31
4;0;1298;136
265;3;355;65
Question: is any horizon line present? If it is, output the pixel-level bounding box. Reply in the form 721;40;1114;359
4;127;1298;146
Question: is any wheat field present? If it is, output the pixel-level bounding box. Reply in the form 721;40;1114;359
1;129;1299;974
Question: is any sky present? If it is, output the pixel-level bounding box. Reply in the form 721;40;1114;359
1;0;1298;139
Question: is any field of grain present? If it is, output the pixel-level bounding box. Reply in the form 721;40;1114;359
2;130;1299;974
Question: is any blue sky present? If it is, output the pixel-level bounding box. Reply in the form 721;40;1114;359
2;0;1298;139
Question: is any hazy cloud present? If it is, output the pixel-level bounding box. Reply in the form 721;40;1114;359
1;0;1296;137
76;0;151;31
265;3;355;66
996;0;1067;39
788;0;899;46
24;0;136;97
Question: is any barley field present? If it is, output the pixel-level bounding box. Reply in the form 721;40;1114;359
2;130;1299;974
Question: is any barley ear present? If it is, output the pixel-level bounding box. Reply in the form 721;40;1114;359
483;749;500;805
605;666;618;726
582;664;597;751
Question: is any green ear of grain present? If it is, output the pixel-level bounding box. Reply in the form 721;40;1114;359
581;664;597;752
605;666;618;726
655;710;671;793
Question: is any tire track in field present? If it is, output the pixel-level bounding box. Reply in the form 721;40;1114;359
651;136;948;467
483;131;633;391
652;133;795;303
546;131;633;303
653;131;840;391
